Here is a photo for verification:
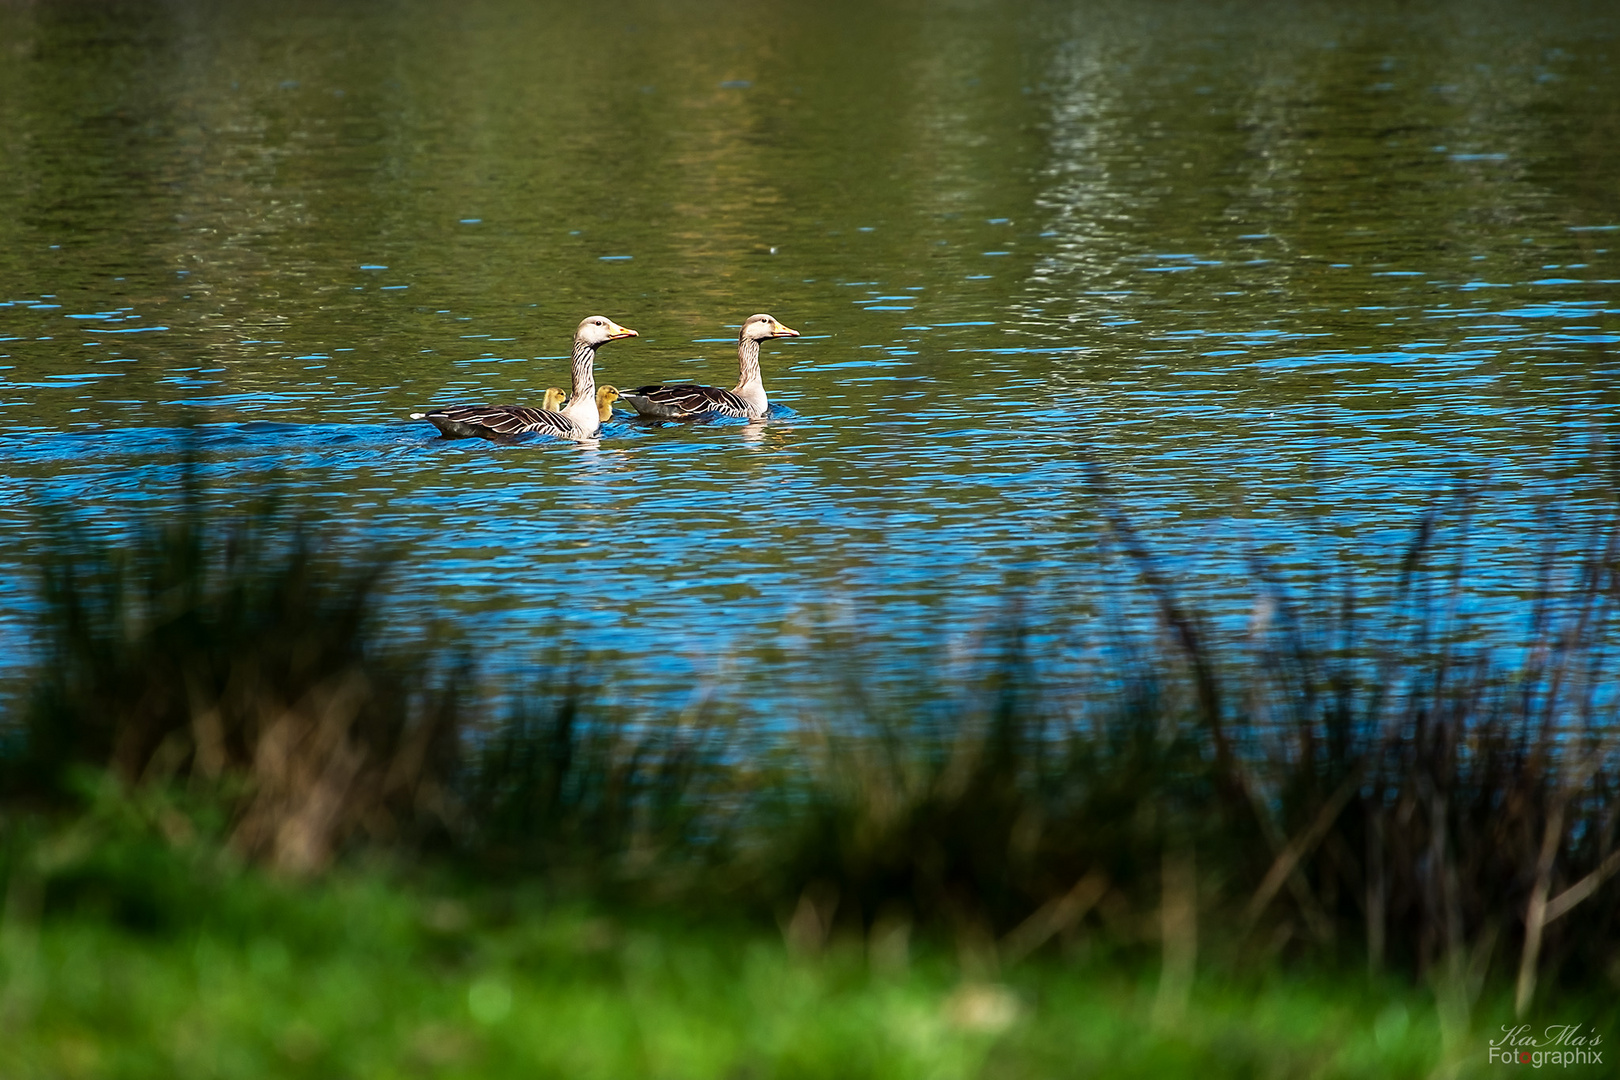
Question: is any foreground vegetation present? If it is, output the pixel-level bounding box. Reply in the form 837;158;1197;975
0;797;1475;1079
3;459;1619;1076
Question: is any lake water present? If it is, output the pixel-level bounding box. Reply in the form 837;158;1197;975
1;0;1617;704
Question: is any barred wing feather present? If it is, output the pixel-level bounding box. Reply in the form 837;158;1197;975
623;383;751;420
419;404;585;440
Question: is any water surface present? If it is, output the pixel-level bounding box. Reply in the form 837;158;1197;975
2;0;1617;702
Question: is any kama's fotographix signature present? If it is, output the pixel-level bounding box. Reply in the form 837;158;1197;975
1488;1024;1604;1067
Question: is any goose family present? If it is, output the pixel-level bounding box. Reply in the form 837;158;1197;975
413;313;798;440
411;315;637;440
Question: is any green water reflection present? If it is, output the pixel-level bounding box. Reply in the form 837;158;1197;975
1;0;1617;693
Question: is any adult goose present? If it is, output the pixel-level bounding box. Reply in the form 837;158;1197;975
621;313;798;420
413;316;637;440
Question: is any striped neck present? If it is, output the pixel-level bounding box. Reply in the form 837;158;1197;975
570;339;597;401
557;338;602;432
732;335;768;416
734;335;762;393
557;341;609;433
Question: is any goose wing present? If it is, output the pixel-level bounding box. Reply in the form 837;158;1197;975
417;404;586;440
622;383;750;420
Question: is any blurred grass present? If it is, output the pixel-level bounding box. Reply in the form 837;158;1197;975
0;802;1459;1080
5;458;463;873
3;453;1620;1076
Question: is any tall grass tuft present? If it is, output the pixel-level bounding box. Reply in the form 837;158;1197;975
5;461;462;873
746;474;1620;1015
457;669;733;894
1209;483;1620;1016
756;619;1236;966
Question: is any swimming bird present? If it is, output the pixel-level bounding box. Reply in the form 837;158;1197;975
621;313;799;420
541;387;567;411
412;316;637;440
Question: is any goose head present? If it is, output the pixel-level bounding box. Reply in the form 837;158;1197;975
741;313;799;342
575;315;639;347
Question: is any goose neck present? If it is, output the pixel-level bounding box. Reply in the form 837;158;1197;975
735;336;763;392
570;340;598;400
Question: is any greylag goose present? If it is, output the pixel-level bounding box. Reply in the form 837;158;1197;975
412;316;637;440
621;313;798;420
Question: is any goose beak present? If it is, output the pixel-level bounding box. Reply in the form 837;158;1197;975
770;320;800;338
607;322;639;340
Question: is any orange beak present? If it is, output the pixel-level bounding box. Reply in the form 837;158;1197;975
606;321;639;340
770;320;800;338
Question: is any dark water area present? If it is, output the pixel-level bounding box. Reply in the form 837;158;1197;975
1;0;1617;703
